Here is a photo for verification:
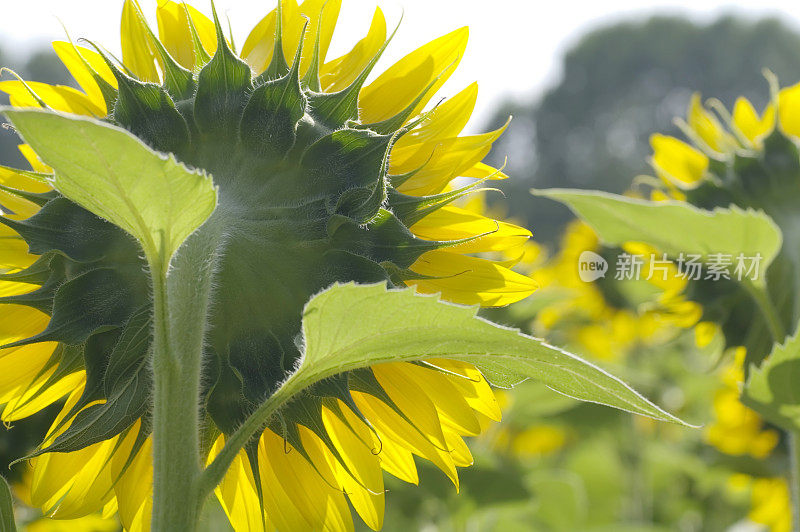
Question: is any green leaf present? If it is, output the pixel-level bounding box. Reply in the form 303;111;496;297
0;108;217;272
287;283;689;425
743;329;800;432
0;476;15;532
533;188;783;281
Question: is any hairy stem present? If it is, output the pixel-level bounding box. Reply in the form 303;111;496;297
150;220;221;531
743;279;786;342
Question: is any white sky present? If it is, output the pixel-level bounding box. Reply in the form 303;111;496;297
1;0;799;127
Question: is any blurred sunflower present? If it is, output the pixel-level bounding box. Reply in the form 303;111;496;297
527;220;702;362
0;0;536;530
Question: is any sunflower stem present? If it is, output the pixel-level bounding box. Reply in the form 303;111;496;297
150;219;222;532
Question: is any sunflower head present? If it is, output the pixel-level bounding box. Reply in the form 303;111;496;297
640;85;800;367
0;0;536;529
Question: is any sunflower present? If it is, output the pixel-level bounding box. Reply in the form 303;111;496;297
527;220;702;362
0;0;536;530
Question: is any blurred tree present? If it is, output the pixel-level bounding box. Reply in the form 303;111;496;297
486;16;800;244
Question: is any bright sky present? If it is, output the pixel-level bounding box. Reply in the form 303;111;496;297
1;0;799;128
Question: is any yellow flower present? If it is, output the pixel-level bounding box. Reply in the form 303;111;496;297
0;1;533;530
650;134;709;188
705;348;779;460
749;477;792;532
530;221;701;361
732;97;775;145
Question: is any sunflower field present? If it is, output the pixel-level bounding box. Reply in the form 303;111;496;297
0;1;797;531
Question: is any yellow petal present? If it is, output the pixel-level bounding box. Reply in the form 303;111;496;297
461;161;508;180
0;164;51;194
18;145;51;173
779;82;800;139
394;83;478;150
425;358;501;422
52;41;118;112
393;125;508;196
2;370;85;422
257;429;324;531
321;7;386;92
157;1;218;69
688;92;731;152
732;97;774;144
694;321;719;349
352;391;459;489
320;405;384;530
0;81;104;116
112;431;153;531
31;439;117;519
210;438;268;532
381;363;480;436
30;388;117;519
372;364;447;449
444;430;473;467
297;0;342;76
410;205;530;254
121;0;159;82
407;250;538;307
370;433;418;485
650;134;708;188
0;227;36;269
360;27;468;124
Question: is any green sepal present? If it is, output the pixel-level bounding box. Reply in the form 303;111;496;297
300;128;393;213
300;12;324;92
0;264;62;313
205;357;253;434
258;0;289;82
0;253;56;284
180;3;211;66
320;249;391;287
31;311;152;455
389;179;487;227
240;43;307;159
305;21;396;129
0;183;58;208
50;330;121;435
194;3;253;138
243;439;268;531
3;267;143;348
329;210;437;268
0;198;123;263
38;343;87;399
127;0;196;101
112;74;190;155
73;39;120;110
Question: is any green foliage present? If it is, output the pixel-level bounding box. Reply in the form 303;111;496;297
535;188;783;283
744;331;800;432
1;109;218;271
288;282;686;424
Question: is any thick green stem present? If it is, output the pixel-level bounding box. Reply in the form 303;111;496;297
743;279;786;342
150;220;221;532
791;433;800;532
